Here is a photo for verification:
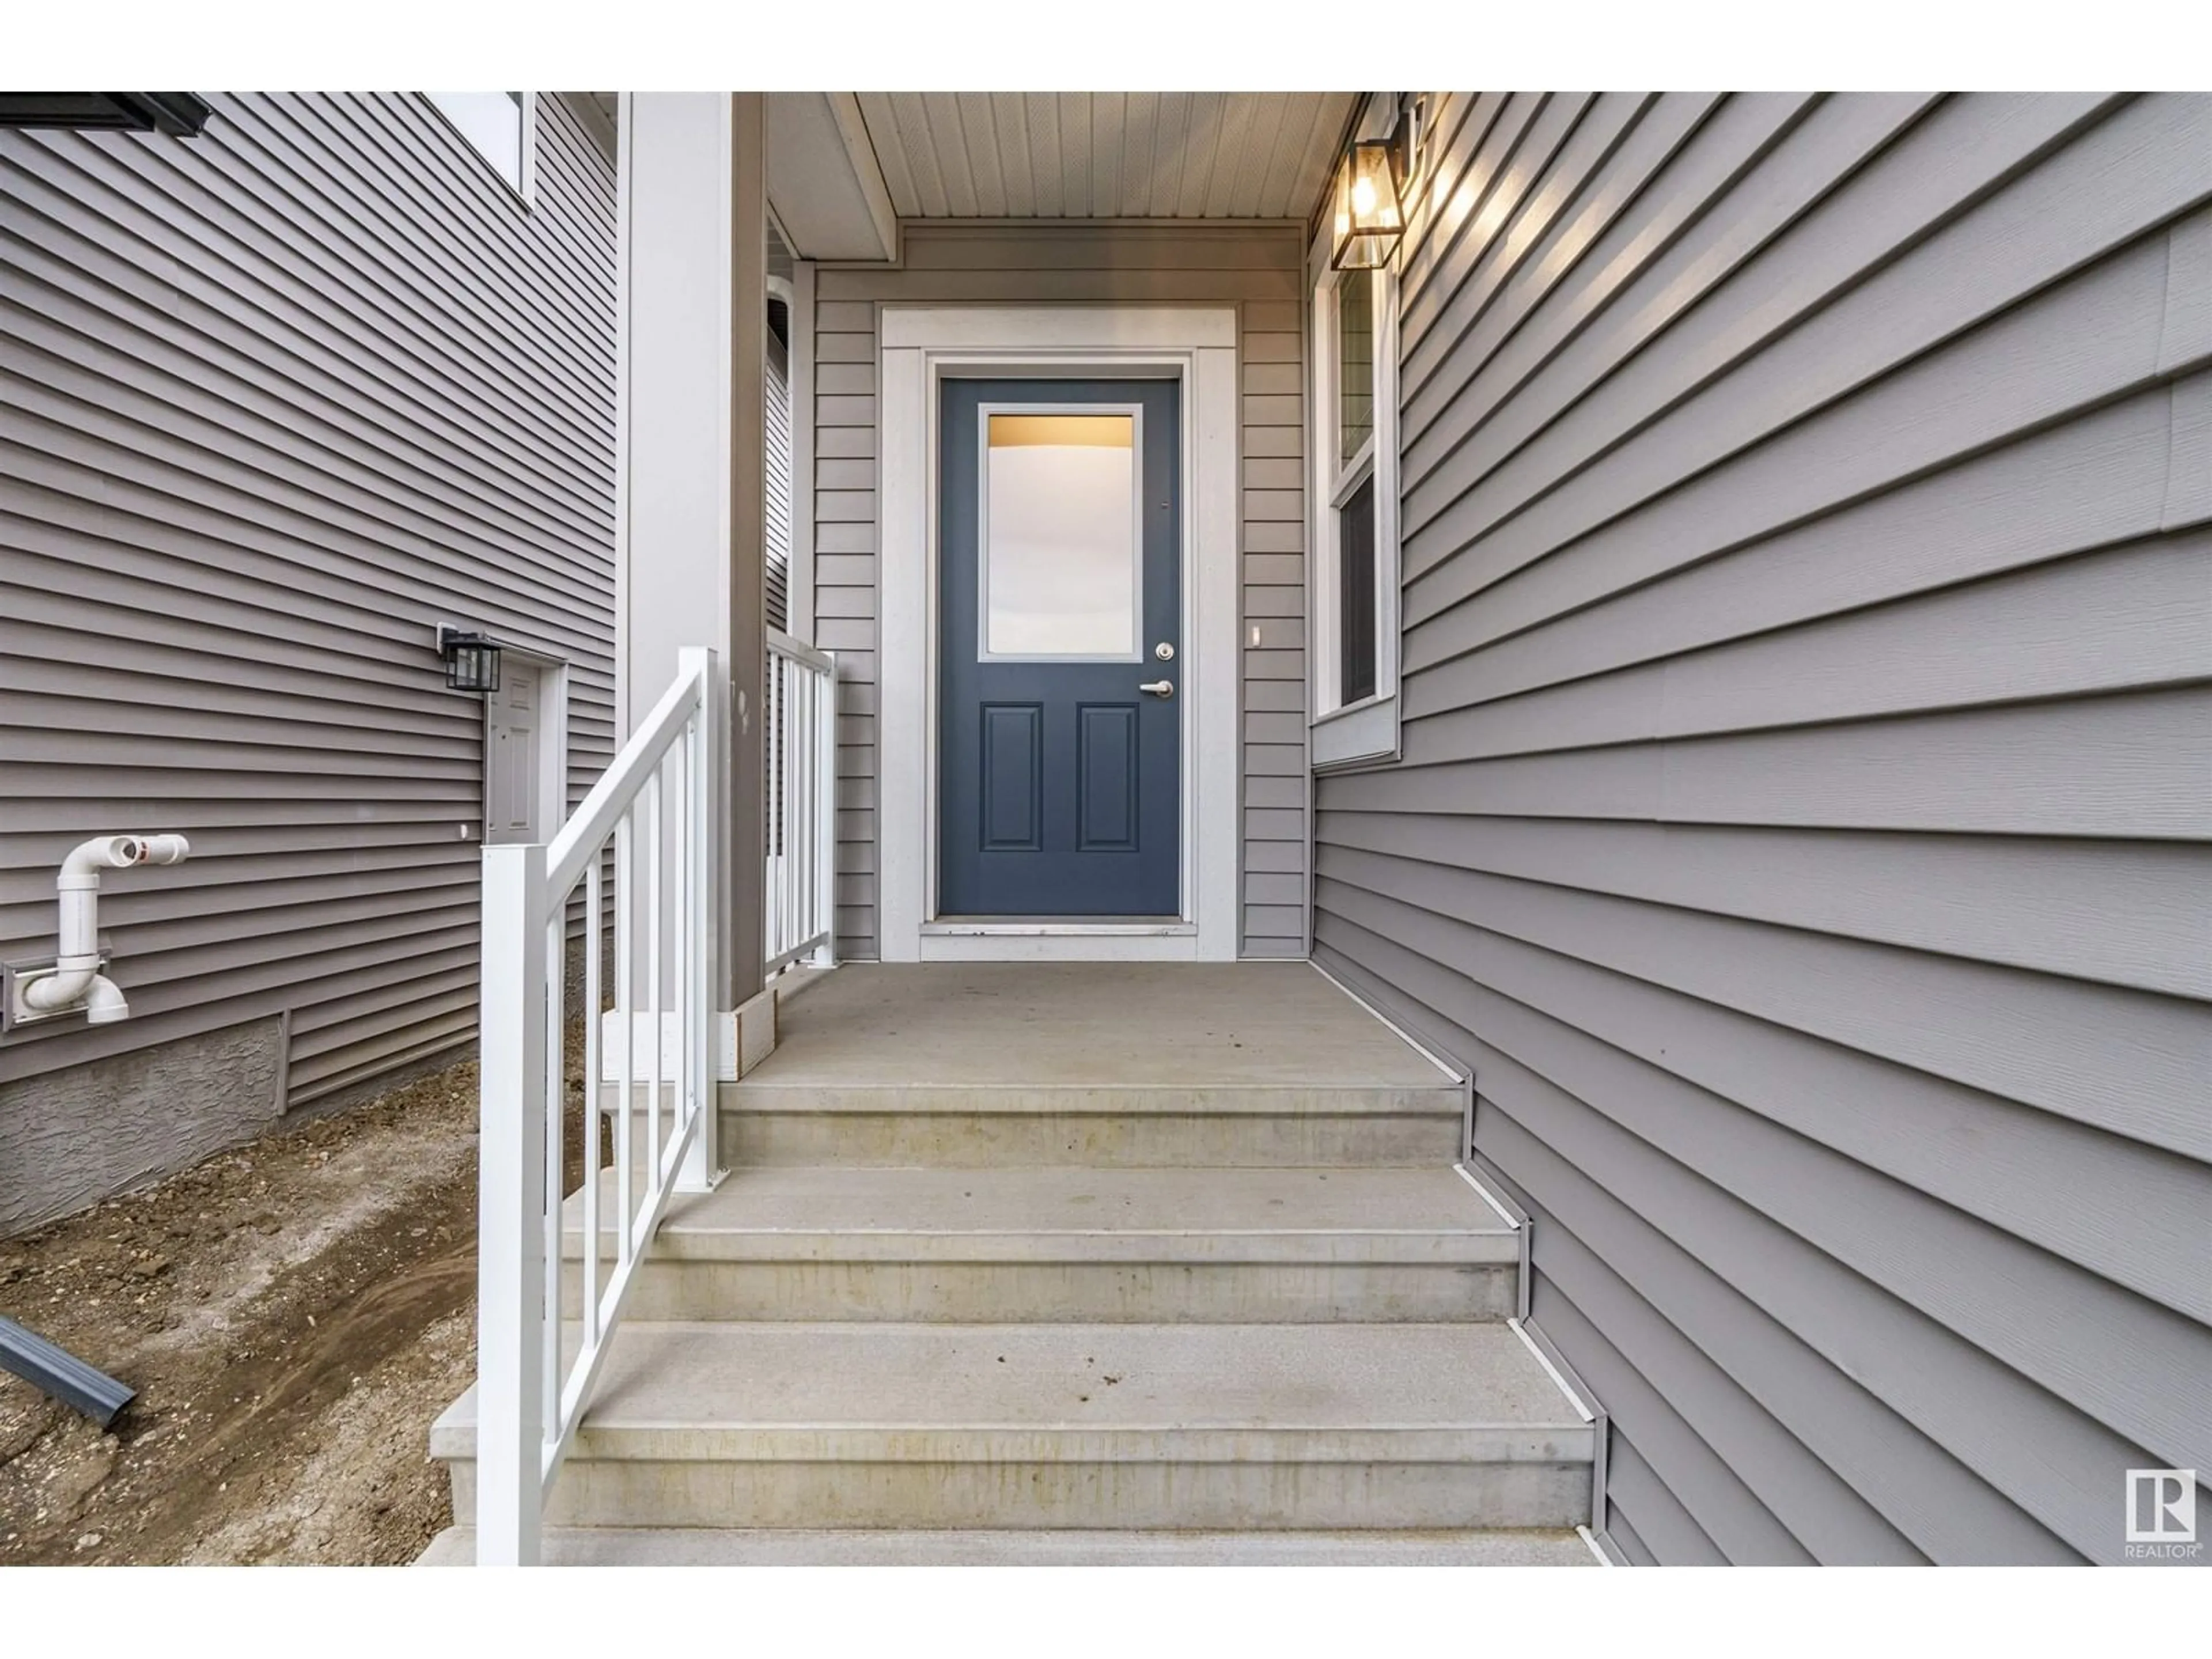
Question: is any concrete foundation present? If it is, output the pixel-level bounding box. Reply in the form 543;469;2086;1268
0;1016;283;1237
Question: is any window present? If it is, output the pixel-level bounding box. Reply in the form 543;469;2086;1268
1310;220;1401;767
426;92;534;200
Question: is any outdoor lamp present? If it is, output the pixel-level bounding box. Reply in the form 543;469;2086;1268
1330;97;1425;271
437;625;503;692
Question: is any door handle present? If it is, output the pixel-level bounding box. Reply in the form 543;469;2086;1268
1138;680;1175;699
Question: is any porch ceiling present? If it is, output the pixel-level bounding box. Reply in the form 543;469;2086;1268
852;93;1357;221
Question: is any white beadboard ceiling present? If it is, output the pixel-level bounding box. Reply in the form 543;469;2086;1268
853;92;1357;221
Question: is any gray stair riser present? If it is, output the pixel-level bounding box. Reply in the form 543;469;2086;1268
718;1109;1463;1168
449;1455;1590;1531
417;1525;1600;1566
560;1257;1517;1323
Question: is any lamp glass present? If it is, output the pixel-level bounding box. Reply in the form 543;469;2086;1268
443;636;501;692
1330;137;1405;270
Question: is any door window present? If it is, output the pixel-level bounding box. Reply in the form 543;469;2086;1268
980;411;1141;659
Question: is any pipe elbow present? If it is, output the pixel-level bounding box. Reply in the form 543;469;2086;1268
81;975;128;1025
60;835;147;880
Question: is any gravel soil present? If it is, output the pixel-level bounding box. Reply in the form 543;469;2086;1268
0;1026;588;1566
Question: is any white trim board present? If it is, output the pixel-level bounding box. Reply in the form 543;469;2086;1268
877;304;1241;963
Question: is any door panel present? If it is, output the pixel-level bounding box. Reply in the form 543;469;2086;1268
1077;704;1140;852
979;703;1044;851
485;661;541;846
940;378;1181;917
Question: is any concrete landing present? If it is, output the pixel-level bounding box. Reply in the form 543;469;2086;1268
726;964;1464;1166
418;1525;1597;1566
755;963;1455;1091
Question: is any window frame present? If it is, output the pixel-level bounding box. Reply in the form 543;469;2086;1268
424;91;537;206
974;401;1149;664
1306;162;1403;771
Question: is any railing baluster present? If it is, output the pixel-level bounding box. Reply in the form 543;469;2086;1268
646;764;665;1179
615;805;632;1238
794;664;809;944
816;646;838;967
540;907;563;1471
805;664;823;946
787;659;805;955
582;843;602;1347
613;838;632;1267
675;729;691;1149
778;650;787;955
808;664;821;942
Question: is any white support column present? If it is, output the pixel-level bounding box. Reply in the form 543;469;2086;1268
475;842;547;1566
617;93;770;1036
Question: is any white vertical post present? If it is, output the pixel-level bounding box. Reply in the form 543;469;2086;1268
619;93;762;1021
813;654;838;967
679;646;721;1190
476;842;547;1567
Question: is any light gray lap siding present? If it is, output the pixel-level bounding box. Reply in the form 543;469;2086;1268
1314;90;2212;1563
802;223;1311;959
0;93;616;1109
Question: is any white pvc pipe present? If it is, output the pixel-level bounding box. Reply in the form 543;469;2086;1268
22;832;190;1022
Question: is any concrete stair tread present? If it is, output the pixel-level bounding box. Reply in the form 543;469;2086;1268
433;1320;1592;1455
564;1165;1517;1264
722;1082;1462;1111
417;1524;1598;1566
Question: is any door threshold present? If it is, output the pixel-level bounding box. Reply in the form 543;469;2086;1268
923;917;1193;937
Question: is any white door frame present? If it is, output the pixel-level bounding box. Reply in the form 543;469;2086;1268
878;304;1240;963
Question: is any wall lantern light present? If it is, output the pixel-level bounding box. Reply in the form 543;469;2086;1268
1330;96;1425;271
437;624;503;692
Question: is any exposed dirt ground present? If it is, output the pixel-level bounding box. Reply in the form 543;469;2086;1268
0;1025;590;1566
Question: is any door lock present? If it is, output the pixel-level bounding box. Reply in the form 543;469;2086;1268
1138;680;1175;699
1154;642;1175;661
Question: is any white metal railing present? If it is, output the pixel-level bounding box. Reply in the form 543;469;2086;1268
764;628;836;974
475;645;717;1566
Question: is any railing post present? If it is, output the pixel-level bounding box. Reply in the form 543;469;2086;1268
811;652;838;969
678;646;721;1191
476;841;548;1566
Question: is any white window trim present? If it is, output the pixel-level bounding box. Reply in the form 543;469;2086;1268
1307;109;1404;772
425;91;538;207
876;304;1242;963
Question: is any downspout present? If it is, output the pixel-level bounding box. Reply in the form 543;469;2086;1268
20;834;190;1024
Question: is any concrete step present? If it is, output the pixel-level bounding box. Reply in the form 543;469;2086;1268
562;1165;1518;1322
716;1082;1464;1167
418;1524;1598;1566
431;1320;1593;1531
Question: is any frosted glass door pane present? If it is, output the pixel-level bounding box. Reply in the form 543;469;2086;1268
984;412;1138;657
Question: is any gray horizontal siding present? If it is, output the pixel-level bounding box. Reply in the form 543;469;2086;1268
805;222;1311;959
1;92;617;1105
1315;90;2212;1563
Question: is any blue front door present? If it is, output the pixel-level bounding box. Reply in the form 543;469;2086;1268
938;378;1181;917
